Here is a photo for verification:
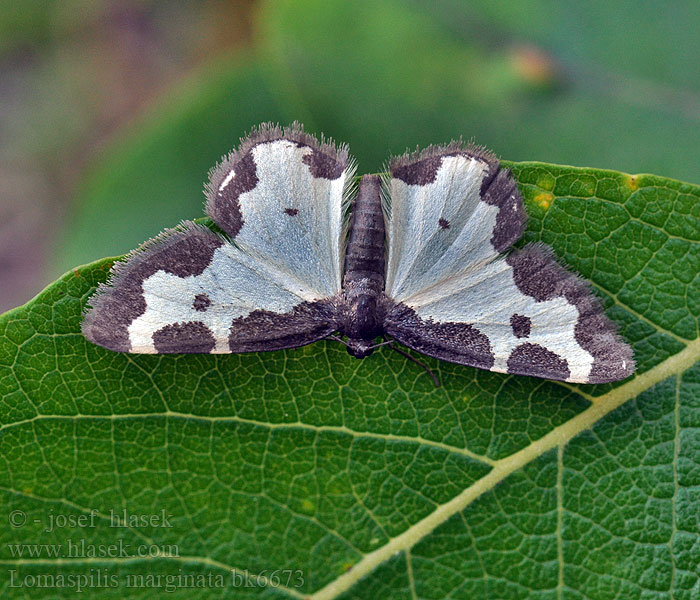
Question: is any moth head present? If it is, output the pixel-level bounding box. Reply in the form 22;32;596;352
345;338;375;359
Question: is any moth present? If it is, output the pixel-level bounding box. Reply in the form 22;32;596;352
83;123;635;384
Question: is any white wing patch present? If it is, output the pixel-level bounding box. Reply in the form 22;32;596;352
385;155;498;301
127;243;313;353
218;169;236;191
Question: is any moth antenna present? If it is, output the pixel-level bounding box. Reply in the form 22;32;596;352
327;334;350;348
368;339;394;350
387;342;441;388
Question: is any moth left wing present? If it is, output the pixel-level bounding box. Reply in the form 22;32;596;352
83;123;353;354
383;146;634;383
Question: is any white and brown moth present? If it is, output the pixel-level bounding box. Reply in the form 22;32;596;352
82;123;635;383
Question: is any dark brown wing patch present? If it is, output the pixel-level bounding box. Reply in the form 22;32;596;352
153;321;216;353
383;300;495;370
228;300;339;353
506;243;635;383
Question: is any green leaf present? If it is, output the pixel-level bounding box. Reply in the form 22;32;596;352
426;0;700;88
2;162;699;598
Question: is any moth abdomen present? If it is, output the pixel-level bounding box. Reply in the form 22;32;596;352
343;175;385;279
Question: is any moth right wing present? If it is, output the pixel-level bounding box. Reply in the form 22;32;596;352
382;146;634;383
83;124;354;354
206;122;355;297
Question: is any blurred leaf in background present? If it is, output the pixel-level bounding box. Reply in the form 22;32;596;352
50;0;700;280
0;0;254;312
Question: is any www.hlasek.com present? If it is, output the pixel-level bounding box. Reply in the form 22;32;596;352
7;568;306;592
7;508;179;558
7;539;178;559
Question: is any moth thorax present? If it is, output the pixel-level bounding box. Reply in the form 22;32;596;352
342;290;383;359
345;337;376;359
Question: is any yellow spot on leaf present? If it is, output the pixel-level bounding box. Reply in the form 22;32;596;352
626;175;639;191
534;192;554;209
300;498;315;514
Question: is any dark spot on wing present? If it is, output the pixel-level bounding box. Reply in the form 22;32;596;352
506;243;635;382
507;342;570;380
193;293;211;312
284;208;299;216
152;321;216;353
510;314;531;338
438;218;450;230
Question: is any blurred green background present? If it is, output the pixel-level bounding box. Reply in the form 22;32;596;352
1;0;699;313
